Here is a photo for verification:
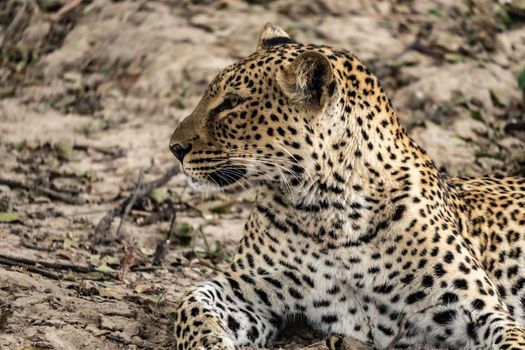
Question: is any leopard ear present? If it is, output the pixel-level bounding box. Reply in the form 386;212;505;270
277;51;334;109
256;23;295;51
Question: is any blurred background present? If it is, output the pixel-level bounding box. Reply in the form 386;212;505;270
0;0;524;349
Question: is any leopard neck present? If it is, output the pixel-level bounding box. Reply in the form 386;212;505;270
255;101;448;247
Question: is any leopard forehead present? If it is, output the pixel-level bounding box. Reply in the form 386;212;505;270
207;43;375;105
208;43;329;93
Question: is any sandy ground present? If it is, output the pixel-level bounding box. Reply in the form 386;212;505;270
1;0;525;349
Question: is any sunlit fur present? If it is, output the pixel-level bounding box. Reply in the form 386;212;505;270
169;24;525;350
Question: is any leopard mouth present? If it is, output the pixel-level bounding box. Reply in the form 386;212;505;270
207;164;247;187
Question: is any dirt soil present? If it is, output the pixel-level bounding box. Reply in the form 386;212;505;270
1;0;525;349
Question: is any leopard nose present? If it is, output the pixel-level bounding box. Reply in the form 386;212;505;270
169;142;193;163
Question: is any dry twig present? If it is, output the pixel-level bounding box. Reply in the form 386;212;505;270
116;170;144;238
89;165;179;246
140;202;190;225
152;211;177;266
1;0;38;47
52;0;82;20
0;256;62;280
0;253;98;274
73;143;126;159
504;122;525;133
191;259;224;272
152;239;170;266
0;177;85;205
118;244;135;282
0;253;156;278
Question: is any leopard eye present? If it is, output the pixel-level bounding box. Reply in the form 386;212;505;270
227;94;240;108
210;94;244;117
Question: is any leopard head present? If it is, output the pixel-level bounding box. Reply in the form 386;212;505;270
169;23;397;196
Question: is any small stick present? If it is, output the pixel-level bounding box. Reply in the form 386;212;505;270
152;239;170;266
0;177;85;205
53;0;82;20
116;170;143;238
191;259;224;273
90;165;179;246
105;332;131;345
118;244;135;282
0;253;157;277
168;210;178;237
504;122;525;133
130;266;159;272
140;202;190;226
92;207;119;245
73;143;126;159
0;257;62;280
0;253;96;274
152;211;174;266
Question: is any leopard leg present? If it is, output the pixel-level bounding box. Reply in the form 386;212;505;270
477;316;525;350
173;273;283;350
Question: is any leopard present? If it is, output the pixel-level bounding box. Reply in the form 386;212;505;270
168;23;525;350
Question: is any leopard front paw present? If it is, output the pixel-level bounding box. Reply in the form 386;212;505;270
174;321;236;350
196;334;236;350
326;335;373;350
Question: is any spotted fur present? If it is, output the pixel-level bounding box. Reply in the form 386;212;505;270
169;23;525;350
